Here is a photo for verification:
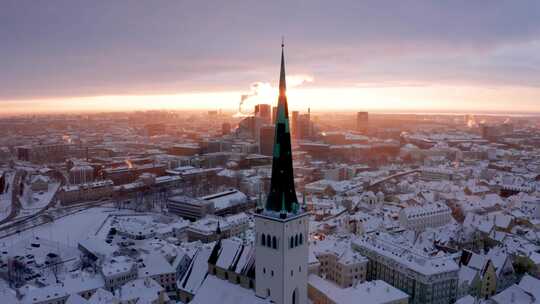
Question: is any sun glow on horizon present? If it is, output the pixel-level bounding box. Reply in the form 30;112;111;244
2;83;539;116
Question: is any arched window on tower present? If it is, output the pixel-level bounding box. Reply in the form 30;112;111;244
292;288;298;304
267;235;271;247
295;235;299;247
272;236;277;249
261;234;266;246
290;236;294;248
299;234;303;245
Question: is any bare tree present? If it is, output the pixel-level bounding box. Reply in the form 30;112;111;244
0;172;5;194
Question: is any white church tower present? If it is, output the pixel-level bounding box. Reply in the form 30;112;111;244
254;41;308;304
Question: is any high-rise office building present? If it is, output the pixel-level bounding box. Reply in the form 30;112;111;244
291;110;313;140
356;112;368;133
221;122;231;135
272;106;278;124
291;111;299;139
259;125;275;156
254;42;308;304
255;104;272;125
297;112;312;140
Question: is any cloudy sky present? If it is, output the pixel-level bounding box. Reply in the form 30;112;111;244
1;1;540;114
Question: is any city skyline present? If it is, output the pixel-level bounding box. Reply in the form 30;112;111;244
4;2;540;304
2;9;540;303
2;1;540;115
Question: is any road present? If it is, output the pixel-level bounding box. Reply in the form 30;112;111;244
0;170;22;226
0;172;65;233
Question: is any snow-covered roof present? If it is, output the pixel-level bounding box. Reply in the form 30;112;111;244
311;237;368;266
21;285;69;304
353;234;459;276
308;275;409;304
401;202;451;219
455;295;481;304
87;288;117;304
118;277;167;303
178;245;213;294
78;237;118;257
190;275;271;304
101;256;135;278
518;275;540;301
138;253;175;277
200;189;247;210
458;265;478;285
491;284;533;304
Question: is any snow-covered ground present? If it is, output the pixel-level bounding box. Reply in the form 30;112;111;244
0;207;123;248
0;171;15;222
18;182;60;217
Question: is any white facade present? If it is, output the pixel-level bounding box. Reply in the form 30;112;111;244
255;212;309;304
399;203;452;231
101;256;138;291
420;168;454;181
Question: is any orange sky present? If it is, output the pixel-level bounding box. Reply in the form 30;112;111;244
2;83;539;115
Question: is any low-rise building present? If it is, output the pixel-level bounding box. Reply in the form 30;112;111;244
352;234;459;304
118;277;169;304
420;168;454;181
308;274;409;304
167;189;252;220
399;203;452;231
207;238;256;290
59;180;114;205
458;249;516;298
137;253;177;296
187;213;249;243
101;256;138;292
311;238;368;288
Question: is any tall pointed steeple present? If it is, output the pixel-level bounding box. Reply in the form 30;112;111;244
279;37;287;99
265;40;299;213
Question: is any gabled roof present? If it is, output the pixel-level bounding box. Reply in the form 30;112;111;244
179;245;213;294
491;284;533;304
65;294;89;304
458;265;478;285
518;275;540;301
190;276;271;304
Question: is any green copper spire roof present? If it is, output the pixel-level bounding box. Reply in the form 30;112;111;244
265;40;299;213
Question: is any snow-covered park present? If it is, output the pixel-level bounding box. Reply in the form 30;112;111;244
0;207;120;248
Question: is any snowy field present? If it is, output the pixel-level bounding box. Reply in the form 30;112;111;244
0;171;15;222
0;207;124;248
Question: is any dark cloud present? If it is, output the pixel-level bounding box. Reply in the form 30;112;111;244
1;0;539;100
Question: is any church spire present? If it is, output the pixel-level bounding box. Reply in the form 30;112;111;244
279;37;286;99
265;40;298;214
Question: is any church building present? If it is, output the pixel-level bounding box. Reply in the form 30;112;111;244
190;42;308;304
253;40;309;304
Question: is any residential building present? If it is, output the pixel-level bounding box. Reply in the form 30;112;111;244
308;275;409;304
399;203;452;231
352;234;459;304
